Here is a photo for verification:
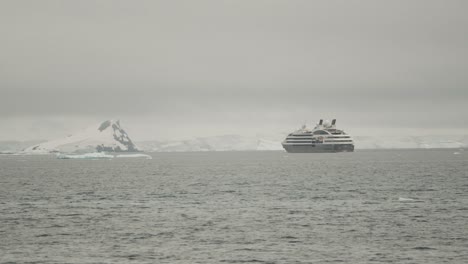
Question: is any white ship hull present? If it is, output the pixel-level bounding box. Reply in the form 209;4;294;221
282;143;354;153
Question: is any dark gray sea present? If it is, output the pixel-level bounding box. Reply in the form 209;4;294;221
1;150;467;264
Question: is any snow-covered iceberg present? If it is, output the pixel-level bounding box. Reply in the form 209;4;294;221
24;120;139;154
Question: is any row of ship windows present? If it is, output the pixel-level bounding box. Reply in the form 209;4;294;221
287;137;350;139
288;134;349;137
289;131;346;136
286;140;353;143
288;134;350;136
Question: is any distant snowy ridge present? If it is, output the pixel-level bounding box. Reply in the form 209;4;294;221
138;135;283;152
5;131;468;154
136;134;468;152
24;120;139;154
0;140;44;153
353;135;468;149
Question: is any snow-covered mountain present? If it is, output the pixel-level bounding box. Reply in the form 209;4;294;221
138;135;283;152
24;120;139;154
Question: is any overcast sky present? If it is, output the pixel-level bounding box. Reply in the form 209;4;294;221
1;0;467;141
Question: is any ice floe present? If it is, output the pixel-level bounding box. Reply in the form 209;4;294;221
115;154;152;159
398;197;415;202
56;152;114;159
56;152;152;160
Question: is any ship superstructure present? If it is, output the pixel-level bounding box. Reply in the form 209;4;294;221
282;119;354;153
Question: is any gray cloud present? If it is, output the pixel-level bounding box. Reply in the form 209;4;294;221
1;0;467;139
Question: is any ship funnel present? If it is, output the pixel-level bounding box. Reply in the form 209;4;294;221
331;119;336;125
319;119;323;125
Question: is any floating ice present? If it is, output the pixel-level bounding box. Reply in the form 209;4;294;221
115;154;152;159
56;152;152;160
56;152;114;159
398;197;415;202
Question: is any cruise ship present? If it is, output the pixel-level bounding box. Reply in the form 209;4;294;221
282;119;354;153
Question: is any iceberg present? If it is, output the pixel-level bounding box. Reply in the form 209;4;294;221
25;120;139;154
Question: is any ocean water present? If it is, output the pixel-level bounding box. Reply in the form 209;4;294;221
0;150;467;263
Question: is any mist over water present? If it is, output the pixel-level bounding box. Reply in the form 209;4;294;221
1;1;468;140
1;150;467;263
